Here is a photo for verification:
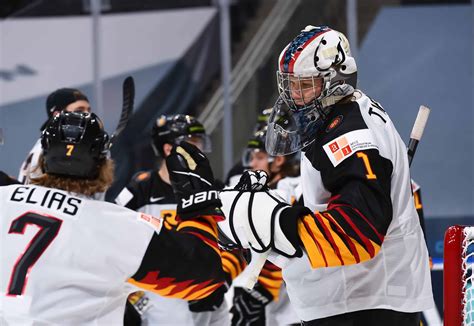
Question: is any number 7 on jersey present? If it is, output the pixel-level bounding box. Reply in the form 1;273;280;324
7;212;62;296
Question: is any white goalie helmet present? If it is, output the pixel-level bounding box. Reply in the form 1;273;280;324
266;25;357;155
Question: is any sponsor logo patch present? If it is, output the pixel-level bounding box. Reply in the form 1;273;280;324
323;129;378;167
326;115;343;133
138;213;163;233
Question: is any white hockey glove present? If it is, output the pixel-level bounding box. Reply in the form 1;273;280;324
218;171;311;258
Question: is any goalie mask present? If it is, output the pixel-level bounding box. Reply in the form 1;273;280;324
151;114;211;157
268;25;357;155
41;112;110;179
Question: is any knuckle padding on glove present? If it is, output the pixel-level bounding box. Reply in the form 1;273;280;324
220;189;302;256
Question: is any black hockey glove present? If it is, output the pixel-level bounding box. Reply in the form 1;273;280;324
166;141;224;221
230;282;272;326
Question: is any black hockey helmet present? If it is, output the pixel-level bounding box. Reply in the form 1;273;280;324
151;114;211;157
41;111;110;179
253;108;272;133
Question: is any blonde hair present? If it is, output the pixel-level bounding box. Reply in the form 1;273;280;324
31;157;114;197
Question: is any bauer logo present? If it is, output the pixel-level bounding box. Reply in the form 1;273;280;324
181;190;219;209
323;129;378;167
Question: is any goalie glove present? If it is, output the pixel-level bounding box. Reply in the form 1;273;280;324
235;170;268;191
166;141;224;221
218;171;312;257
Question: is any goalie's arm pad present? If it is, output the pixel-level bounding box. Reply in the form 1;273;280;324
297;149;393;269
128;215;225;301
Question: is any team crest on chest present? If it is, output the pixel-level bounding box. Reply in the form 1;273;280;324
326;115;343;133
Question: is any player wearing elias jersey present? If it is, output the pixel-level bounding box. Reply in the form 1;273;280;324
116;114;243;326
218;26;434;325
0;112;226;325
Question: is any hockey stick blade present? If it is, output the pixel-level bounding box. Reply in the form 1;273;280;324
110;76;135;147
407;105;430;167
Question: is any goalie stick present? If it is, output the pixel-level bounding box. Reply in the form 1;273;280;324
242;104;431;290
407;105;430;167
109;76;135;147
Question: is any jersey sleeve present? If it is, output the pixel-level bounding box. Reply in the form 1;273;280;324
128;215;226;301
298;136;394;269
257;260;283;301
115;171;151;209
221;248;247;282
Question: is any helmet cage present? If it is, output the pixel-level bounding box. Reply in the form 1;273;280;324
276;69;336;114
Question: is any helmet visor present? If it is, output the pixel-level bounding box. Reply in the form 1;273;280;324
176;134;212;153
241;148;273;170
265;96;321;155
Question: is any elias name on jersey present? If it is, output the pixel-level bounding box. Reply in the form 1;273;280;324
10;185;81;216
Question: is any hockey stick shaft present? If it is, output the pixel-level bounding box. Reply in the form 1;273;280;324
243;105;431;290
407;105;430;167
110;76;135;146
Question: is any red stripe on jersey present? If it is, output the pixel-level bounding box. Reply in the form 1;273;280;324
313;212;344;265
323;212;360;263
303;218;328;267
335;207;376;257
327;194;342;209
332;203;384;242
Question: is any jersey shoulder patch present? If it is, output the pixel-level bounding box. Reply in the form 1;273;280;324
323;129;379;167
134;171;151;182
137;213;163;234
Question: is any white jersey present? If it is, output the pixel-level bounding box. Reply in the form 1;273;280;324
276;176;302;204
18;139;43;184
282;92;434;320
0;184;160;325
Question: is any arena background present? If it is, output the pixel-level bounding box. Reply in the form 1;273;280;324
0;1;472;324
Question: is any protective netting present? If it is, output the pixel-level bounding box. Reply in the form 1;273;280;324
463;227;474;325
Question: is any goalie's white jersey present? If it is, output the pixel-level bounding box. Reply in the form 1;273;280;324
282;92;434;321
0;184;158;325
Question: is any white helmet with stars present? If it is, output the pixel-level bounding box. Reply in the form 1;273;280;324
266;25;357;156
